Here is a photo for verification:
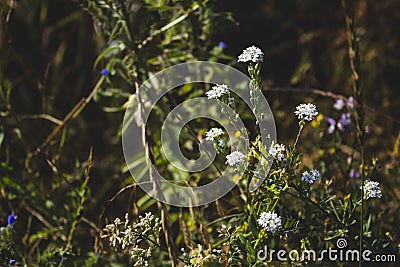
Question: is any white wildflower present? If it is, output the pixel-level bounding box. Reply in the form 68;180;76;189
206;84;229;99
205;128;224;141
225;150;246;166
301;169;321;184
269;143;286;161
363;180;382;199
257;211;282;233
294;103;318;121
238;45;264;63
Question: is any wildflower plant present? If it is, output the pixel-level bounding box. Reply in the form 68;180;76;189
189;44;389;267
101;213;161;267
0;0;396;266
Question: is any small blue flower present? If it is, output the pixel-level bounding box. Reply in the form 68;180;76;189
60;255;64;265
7;213;16;226
302;169;321;184
9;259;16;265
101;69;109;76
218;41;228;49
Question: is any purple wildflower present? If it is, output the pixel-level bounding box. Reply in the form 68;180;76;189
349;168;360;178
9;259;16;265
347;96;354;109
337;113;351;131
333;98;345;110
325;117;336;134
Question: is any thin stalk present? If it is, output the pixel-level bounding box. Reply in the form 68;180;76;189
293;123;304;149
64;147;93;253
341;1;365;266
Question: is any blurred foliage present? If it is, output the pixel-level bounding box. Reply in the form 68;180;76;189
0;0;399;266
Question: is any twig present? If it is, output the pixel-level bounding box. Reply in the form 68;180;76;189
6;0;15;23
136;81;178;266
21;114;63;125
206;213;244;226
265;86;345;99
264;87;400;125
24;204;67;242
137;1;208;49
30;76;105;156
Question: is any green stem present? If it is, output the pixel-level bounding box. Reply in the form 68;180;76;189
289;185;346;228
293;122;304;149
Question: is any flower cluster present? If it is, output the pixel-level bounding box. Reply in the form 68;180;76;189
294;103;318;121
205;128;224;141
301;169;321;184
363;180;382;199
257;211;282;233
268;143;286;161
237;45;264;63
205;84;234;104
225;150;246;166
325;97;355;134
182;244;217;267
205;84;229;99
102;212;161;267
213;224;240;265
